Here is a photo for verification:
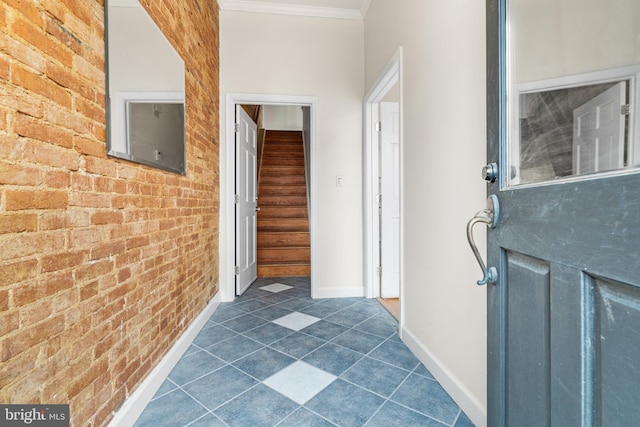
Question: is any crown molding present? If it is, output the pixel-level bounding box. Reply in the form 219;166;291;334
218;0;365;20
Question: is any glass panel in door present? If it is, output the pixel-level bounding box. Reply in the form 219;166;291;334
506;0;640;186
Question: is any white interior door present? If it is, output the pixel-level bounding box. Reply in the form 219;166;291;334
380;102;400;298
235;106;258;296
573;81;627;174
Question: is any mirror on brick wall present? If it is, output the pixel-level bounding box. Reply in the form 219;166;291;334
105;0;186;174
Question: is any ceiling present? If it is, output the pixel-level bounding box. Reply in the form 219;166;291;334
217;0;372;20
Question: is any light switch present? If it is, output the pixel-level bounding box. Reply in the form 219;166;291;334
336;175;344;187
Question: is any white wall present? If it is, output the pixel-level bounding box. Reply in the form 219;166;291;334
262;105;303;130
220;11;365;298
365;1;487;425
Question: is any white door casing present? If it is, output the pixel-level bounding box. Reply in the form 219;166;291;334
224;94;318;302
380;102;400;298
363;47;403;304
235;105;258;296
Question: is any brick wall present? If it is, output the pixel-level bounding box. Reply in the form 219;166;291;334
0;0;219;425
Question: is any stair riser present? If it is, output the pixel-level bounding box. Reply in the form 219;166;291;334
259;186;307;196
259;196;307;207
258;207;308;218
258;221;309;232
258;248;310;263
260;167;306;176
262;158;305;167
258;232;310;247
260;176;306;185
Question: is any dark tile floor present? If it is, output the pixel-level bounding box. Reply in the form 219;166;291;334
134;277;475;427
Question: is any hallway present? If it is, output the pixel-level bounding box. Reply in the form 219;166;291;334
133;278;474;426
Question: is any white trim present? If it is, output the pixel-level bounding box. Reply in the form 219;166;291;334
224;93;318;302
362;48;403;314
219;0;365;20
313;286;365;299
402;326;487;427
108;293;222;427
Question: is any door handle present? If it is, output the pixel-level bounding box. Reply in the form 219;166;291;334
255;207;261;212
466;194;499;285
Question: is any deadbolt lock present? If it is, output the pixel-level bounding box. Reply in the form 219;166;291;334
482;163;498;183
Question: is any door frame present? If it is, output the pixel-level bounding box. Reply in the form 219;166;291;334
363;48;403;302
224;93;318;301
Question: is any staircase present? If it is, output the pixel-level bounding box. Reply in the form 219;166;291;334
257;130;311;277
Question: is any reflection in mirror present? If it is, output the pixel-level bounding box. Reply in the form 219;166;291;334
105;0;186;174
507;0;640;186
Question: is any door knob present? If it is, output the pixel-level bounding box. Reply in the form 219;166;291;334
482;163;498;183
255;207;261;212
466;194;499;285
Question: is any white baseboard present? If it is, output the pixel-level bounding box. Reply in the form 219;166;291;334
312;285;365;299
401;326;487;427
108;293;222;427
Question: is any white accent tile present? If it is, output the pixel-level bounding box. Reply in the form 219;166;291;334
259;283;293;293
272;312;320;331
264;361;336;404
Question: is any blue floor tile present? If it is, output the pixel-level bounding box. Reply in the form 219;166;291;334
205;335;264;362
323;310;370;328
269;332;327;359
365;401;447;426
133;388;207;427
182;365;258;411
341;356;410;398
168;350;226;386
277;408;336;427
354;317;398;339
221;313;269;333
331;329;385;354
214;384;298;427
454;410;475;427
243;322;295;345
133;277;474;427
151;379;177;399
275;297;315;311
305;379;385;427
390;373;460;425
369;339;420;371
303;343;363;376
232;347;296;380
193;324;237;348
301;320;349;341
186;413;228;427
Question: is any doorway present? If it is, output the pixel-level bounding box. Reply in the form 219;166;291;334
224;94;318;301
364;48;403;321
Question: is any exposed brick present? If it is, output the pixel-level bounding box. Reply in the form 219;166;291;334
73;135;105;157
69;191;110;208
5;189;68;210
90;210;123;225
90;240;125;261
0;213;38;234
11;62;72;109
23;139;80;170
0;230;66;260
84;156;116;176
1;315;65;362
12;271;73;307
0;161;42;185
45;169;71;188
14;112;73;148
41;250;86;273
